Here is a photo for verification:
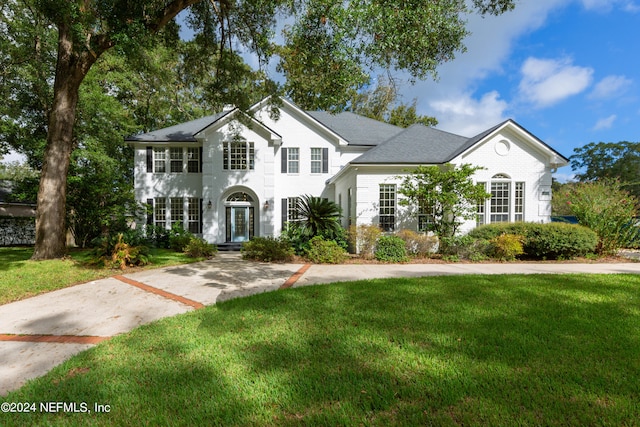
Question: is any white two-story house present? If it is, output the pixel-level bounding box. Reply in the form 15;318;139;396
127;97;568;246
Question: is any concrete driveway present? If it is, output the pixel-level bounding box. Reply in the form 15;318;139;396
2;253;640;395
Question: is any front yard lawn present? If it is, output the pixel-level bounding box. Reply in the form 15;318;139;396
3;274;639;426
0;247;205;305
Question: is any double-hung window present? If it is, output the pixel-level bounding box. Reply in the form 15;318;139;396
154;197;166;228
514;182;525;221
170;148;183;173
224;141;254;170
417;195;435;232
187;197;201;233
288;148;299;173
170;198;184;227
310;148;329;174
379;184;396;232
476;182;486;227
153;148;166;173
187;148;200;173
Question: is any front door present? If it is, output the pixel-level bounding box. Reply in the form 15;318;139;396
230;206;249;242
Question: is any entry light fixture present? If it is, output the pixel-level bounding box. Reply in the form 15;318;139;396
264;200;270;210
207;200;212;209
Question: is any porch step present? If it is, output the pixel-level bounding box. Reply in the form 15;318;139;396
217;242;243;251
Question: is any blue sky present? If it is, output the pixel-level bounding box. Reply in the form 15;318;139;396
405;0;639;181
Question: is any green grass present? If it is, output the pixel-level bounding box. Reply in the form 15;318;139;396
2;274;639;426
0;247;206;305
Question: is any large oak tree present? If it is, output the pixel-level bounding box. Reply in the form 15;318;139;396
1;0;516;259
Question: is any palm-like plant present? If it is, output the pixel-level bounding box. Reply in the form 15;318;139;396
295;194;342;238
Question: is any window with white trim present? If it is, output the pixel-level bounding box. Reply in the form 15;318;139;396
170;148;183;173
287;148;299;174
514;182;524;221
223;141;254;170
170;197;184;227
187;148;200;173
379;184;396;232
154;197;166;228
310;148;323;173
287;197;300;222
476;182;486;227
187;198;201;233
490;181;510;223
153;148;166;173
417;194;435;232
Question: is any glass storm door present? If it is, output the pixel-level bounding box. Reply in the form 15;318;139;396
231;207;249;242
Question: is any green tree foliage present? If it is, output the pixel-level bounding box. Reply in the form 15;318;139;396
348;79;438;127
295;194;343;239
1;0;516;259
565;180;640;255
399;164;491;242
570;141;640;199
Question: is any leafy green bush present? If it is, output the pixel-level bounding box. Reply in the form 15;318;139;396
489;234;524;261
439;235;491;261
183;237;217;258
375;235;409;262
304;236;348;264
241;237;294;262
168;223;194;252
394;229;438;257
90;233;150;269
565;180;640;255
526;223;597;259
469;222;597;259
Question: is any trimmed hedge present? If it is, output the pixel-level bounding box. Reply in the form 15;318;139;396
305;236;348;264
468;222;598;259
241;237;294;262
375;235;409;262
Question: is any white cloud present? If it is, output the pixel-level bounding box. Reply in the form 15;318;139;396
593;114;617;130
429;91;509;136
589;75;633;99
580;0;640;11
518;57;593;108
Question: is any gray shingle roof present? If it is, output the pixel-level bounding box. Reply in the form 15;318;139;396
351;124;469;164
125;111;232;142
306;111;404;146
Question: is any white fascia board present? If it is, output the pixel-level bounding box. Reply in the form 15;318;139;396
193;108;283;145
460;120;569;168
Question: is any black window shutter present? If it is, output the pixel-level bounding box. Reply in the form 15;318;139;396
281;198;288;230
146;198;153;225
199;147;203;173
281;148;288;173
322;148;329;173
146;147;153;172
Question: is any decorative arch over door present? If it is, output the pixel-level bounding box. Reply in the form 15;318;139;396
224;191;255;243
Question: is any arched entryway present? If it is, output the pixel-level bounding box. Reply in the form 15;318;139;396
224;191;256;243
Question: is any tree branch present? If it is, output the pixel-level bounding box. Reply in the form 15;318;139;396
147;0;202;33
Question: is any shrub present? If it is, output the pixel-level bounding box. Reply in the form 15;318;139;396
469;222;597;259
305;236;348;264
489;234;524;261
241;237;294;262
348;224;382;258
565;180;640;255
91;233;150;269
394;229;438;257
526;223;597;259
183;237;217;258
440;235;491;261
375;235;409;262
168;223;194;252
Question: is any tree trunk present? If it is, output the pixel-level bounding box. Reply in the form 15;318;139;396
31;27;95;260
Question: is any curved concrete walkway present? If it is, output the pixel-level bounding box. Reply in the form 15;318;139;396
2;253;639;395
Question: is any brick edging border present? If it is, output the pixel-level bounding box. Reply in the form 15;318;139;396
113;275;204;309
0;334;109;344
280;264;311;289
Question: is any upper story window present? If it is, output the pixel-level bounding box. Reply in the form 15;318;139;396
280;147;299;174
170;148;183;173
153;148;166;173
223;141;254;170
147;147;201;174
310;148;329;174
